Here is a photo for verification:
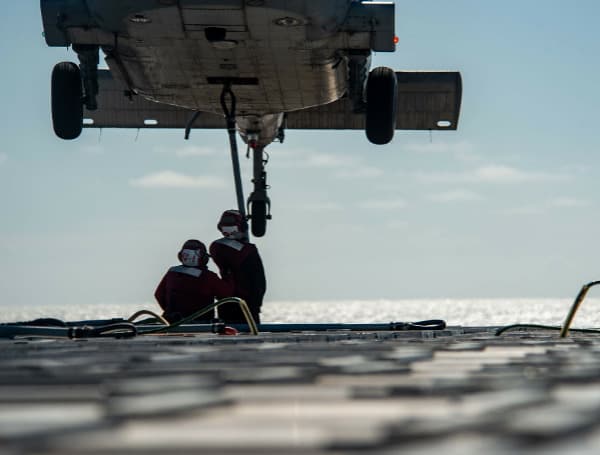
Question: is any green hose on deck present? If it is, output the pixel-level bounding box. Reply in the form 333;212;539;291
496;280;600;337
139;297;259;336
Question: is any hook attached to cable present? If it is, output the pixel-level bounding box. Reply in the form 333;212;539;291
220;83;237;129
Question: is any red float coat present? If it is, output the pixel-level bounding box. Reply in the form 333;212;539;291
154;265;234;323
209;237;266;323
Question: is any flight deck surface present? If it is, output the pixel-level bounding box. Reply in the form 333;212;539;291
2;327;599;454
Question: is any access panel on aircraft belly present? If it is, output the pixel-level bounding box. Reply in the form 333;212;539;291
181;3;246;31
84;70;461;131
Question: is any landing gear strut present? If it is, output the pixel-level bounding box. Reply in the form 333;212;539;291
73;44;99;111
247;143;271;238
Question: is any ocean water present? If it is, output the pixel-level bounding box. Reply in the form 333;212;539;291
2;298;600;328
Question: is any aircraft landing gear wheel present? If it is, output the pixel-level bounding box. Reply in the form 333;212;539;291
365;66;397;145
51;62;83;140
250;200;268;237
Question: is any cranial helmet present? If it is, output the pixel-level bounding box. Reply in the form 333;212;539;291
178;239;209;267
217;210;248;238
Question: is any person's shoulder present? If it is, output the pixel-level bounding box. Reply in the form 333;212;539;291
209;238;227;254
210;237;228;248
169;265;204;278
245;242;259;252
214;237;247;252
204;269;224;281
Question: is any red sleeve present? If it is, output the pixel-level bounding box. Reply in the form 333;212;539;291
154;273;168;311
207;270;235;300
209;242;228;277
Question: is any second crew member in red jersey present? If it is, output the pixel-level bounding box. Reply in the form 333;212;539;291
210;210;266;324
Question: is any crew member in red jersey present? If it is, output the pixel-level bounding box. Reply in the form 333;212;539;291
155;239;234;323
210;210;266;324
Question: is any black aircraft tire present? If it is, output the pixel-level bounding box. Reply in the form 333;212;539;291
251;201;267;237
365;66;398;145
51;62;83;140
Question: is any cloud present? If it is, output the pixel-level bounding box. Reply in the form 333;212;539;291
155;145;218;158
130;171;226;189
303;153;358;168
0;153;6;165
416;165;568;184
359;199;407;210
427;189;484;203
298;202;344;211
334;166;384;179
499;197;590;216
175;146;218;157
403;140;480;162
386;220;408;230
548;197;591;208
498;206;545;216
270;148;345;169
80;145;104;155
272;148;383;179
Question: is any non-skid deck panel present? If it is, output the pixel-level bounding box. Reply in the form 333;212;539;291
2;327;599;454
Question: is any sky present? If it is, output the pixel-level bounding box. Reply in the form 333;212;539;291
1;1;600;308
